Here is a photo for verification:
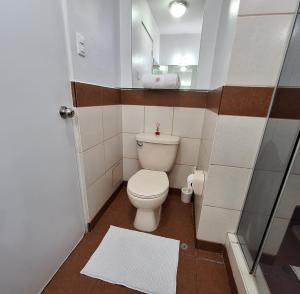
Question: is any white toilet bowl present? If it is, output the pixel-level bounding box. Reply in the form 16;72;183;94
127;169;169;232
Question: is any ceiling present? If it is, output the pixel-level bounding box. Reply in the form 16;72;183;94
147;0;206;35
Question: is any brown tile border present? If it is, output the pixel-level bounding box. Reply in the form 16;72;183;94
219;86;273;117
72;81;275;118
72;81;102;107
88;182;124;231
270;87;300;119
102;87;121;105
224;248;239;294
121;89;207;108
207;86;223;114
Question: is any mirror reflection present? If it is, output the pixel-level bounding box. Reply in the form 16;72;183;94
132;0;205;89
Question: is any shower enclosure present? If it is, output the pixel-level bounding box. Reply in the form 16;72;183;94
237;8;300;294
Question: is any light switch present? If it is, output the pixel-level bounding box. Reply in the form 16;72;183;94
76;32;86;57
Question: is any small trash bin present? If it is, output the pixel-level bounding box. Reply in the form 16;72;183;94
181;187;193;203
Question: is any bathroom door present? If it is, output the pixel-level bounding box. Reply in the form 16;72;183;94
0;1;85;294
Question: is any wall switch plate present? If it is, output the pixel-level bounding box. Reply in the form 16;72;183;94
76;32;86;57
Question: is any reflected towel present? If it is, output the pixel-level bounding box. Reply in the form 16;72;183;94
142;73;180;89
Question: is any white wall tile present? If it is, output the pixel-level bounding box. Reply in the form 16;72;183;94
169;164;194;189
211;115;266;168
227;15;293;86
82;144;105;187
197;206;241;244
104;134;122;170
112;160;123;188
197;139;213;171
103;105;121;140
117;105;122;134
123;158;141;181
145;106;173;134
203;165;252;211
239;0;299;15
123;133;138;159
122;105;144;133
77;106;103;151
202;109;218;140
176;138;201;166
86;170;113;221
173;107;205;139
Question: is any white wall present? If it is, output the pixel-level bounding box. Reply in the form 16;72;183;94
120;0;133;88
159;34;201;66
65;0;120;87
195;0;223;89
209;0;239;89
196;0;239;90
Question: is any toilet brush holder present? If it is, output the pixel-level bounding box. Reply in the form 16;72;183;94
181;187;193;203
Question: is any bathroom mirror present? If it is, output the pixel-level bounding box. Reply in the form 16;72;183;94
131;0;206;90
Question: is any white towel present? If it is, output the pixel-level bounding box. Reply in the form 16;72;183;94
142;73;180;89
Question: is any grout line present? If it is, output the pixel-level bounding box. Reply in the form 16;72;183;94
209;163;253;170
121;131;202;140
80;141;103;154
198;256;224;265
103;132;121;142
202;204;242;212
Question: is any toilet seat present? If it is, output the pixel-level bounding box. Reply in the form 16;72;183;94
127;169;169;199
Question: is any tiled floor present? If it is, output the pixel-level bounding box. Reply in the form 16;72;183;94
43;188;232;294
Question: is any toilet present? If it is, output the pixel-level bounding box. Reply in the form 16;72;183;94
127;133;180;232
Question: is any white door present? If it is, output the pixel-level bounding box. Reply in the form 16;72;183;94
0;1;85;293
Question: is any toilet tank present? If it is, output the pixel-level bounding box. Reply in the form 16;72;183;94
136;133;180;172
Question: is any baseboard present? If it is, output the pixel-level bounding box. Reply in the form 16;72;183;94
195;239;225;253
169;187;181;195
87;182;124;231
224;247;239;294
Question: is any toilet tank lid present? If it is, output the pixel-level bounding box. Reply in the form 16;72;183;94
136;133;180;145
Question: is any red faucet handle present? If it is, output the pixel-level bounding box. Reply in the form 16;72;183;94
155;122;160;136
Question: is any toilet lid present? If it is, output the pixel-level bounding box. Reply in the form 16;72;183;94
128;169;169;199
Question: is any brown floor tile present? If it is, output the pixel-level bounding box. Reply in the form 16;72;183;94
43;273;97;294
43;187;232;294
197;249;224;264
196;259;231;294
177;254;198;294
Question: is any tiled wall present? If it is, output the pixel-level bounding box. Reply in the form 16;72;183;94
196;0;298;245
76;105;123;223
122;105;205;188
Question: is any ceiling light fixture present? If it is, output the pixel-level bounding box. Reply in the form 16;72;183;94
169;1;187;18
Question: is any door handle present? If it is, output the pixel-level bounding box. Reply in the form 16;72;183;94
59;106;75;119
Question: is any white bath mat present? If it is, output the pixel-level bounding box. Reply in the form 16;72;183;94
81;226;180;294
